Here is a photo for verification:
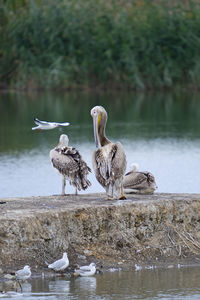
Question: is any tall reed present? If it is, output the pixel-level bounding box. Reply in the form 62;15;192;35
1;0;200;90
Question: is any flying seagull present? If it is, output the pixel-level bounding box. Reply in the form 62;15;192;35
32;117;70;132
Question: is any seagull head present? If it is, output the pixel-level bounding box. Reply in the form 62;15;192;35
89;263;96;267
24;265;31;271
63;252;68;259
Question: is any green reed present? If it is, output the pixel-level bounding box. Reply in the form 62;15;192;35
1;0;200;90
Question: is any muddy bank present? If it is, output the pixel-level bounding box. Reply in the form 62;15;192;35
0;193;200;275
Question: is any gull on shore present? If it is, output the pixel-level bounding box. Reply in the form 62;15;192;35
48;252;69;272
32;117;70;132
74;263;96;277
15;265;31;281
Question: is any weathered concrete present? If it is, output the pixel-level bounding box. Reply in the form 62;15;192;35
0;193;200;272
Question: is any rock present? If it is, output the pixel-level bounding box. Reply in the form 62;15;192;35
4;274;15;280
0;193;200;269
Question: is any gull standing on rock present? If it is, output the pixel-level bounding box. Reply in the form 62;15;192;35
123;163;157;194
32;117;70;132
48;252;69;272
91;106;127;200
74;263;96;277
50;134;91;195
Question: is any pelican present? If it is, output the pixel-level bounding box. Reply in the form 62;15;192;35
123;163;157;194
50;134;91;195
48;252;69;272
91;106;127;200
74;263;96;277
32;117;70;131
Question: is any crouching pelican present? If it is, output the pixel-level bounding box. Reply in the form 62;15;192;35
91;106;127;200
123;163;157;194
50;134;91;195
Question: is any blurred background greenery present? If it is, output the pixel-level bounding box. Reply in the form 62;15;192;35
1;0;200;91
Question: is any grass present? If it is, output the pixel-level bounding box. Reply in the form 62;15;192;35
1;0;200;90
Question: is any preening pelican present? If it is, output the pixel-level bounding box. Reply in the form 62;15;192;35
91;106;127;200
32;117;70;131
50;134;91;195
123;163;157;194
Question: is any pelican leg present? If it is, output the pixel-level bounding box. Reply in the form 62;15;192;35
119;184;126;200
62;177;66;196
75;188;78;195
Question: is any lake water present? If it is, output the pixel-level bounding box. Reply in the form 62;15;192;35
1;266;200;299
0;90;200;197
0;90;200;299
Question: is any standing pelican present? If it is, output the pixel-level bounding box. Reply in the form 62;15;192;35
123;163;157;194
91;106;127;200
50;134;91;195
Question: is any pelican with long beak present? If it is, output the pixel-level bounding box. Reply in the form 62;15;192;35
91;106;127;200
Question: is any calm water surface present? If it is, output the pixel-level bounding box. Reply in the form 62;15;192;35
1;267;200;299
0;91;200;197
0;91;200;298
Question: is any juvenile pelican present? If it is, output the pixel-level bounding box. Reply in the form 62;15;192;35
123;163;157;194
50;134;91;195
91;106;126;200
32;117;70;132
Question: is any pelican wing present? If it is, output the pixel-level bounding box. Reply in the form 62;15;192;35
93;142;126;187
123;171;156;190
51;150;79;177
50;147;91;190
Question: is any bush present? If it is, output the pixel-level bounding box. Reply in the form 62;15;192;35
1;0;200;90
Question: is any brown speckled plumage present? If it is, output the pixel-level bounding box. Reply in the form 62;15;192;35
91;106;126;199
50;135;91;195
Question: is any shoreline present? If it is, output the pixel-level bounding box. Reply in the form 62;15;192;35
0;193;200;275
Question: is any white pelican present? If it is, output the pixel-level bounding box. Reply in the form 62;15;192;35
123;163;157;194
91;106;127;200
15;265;31;281
48;252;69;272
74;263;96;277
32;117;70;132
50;134;91;195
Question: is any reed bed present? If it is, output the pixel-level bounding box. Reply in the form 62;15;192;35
1;0;200;90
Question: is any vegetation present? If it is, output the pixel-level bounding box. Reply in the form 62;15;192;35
1;0;200;90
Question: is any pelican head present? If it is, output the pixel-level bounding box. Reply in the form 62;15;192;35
58;134;69;147
91;106;108;148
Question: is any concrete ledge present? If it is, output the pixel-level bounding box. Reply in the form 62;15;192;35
0;193;200;270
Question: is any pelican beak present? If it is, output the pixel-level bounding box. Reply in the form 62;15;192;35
57;141;62;147
93;113;101;148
